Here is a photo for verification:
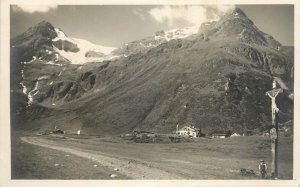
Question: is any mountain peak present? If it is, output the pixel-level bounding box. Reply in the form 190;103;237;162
198;7;281;49
220;7;253;24
231;8;247;17
31;20;55;33
12;20;57;46
36;20;53;27
20;20;57;39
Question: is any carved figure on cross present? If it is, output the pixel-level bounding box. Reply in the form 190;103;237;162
266;79;283;126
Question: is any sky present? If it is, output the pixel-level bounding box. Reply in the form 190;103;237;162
10;4;294;47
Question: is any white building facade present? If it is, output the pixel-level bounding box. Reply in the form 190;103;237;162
176;125;201;137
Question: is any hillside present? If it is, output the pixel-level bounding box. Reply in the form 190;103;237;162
10;8;293;136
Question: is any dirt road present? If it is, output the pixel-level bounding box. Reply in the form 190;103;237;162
19;135;293;179
21;136;183;179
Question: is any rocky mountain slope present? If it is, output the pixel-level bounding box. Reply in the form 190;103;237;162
11;8;293;136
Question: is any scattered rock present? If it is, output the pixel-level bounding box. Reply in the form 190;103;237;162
93;164;98;167
114;168;119;171
240;168;255;176
110;174;117;178
54;163;59;167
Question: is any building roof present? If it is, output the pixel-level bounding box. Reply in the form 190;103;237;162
179;126;200;132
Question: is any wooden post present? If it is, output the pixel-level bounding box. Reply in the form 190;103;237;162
266;79;282;179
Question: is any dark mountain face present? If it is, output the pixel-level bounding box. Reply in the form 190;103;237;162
13;21;57;42
11;8;293;135
11;21;68;64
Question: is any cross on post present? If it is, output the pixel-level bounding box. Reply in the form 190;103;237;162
266;79;283;179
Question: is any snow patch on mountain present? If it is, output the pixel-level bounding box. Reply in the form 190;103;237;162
58;67;66;77
45;61;63;66
53;28;73;43
38;75;50;81
55;54;59;61
19;69;28;94
23;56;37;65
154;26;198;41
21;69;25;78
45;49;52;55
20;82;28;94
108;55;120;60
27;81;39;106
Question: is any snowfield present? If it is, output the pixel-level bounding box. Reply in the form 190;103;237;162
52;28;116;64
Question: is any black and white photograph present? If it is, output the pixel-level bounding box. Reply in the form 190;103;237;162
1;1;299;186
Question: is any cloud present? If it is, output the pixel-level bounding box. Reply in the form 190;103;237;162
133;8;146;20
215;4;235;13
12;5;58;13
148;5;235;27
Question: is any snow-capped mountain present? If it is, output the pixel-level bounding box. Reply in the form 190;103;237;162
11;21;117;65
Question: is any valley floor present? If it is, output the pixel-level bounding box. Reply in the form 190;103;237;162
11;132;293;180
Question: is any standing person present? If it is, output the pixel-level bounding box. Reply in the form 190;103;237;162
259;160;268;179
